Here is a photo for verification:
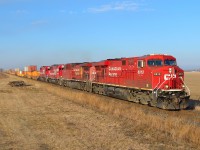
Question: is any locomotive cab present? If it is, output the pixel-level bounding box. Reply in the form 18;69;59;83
146;54;190;109
38;66;50;81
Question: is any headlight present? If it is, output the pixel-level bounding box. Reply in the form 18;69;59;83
169;68;172;73
165;85;169;89
182;85;185;88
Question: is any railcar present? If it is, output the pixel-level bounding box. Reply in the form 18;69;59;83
39;54;190;110
47;64;64;84
38;66;50;82
61;63;92;90
30;71;40;80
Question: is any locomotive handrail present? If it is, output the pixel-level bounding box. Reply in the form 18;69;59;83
152;77;161;98
179;77;190;96
155;79;167;97
154;77;161;90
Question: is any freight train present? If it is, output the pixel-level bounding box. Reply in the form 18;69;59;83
35;54;189;110
14;54;190;110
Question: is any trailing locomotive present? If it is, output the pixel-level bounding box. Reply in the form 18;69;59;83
38;54;190;110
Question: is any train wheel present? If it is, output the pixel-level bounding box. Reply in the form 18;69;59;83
126;91;134;102
156;98;164;109
59;80;63;86
162;100;169;109
149;99;157;107
93;86;98;94
140;97;149;105
133;97;139;103
140;94;150;105
156;98;177;110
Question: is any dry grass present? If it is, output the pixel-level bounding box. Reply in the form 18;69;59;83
35;80;200;146
195;105;200;111
0;73;8;79
1;75;153;150
185;72;200;100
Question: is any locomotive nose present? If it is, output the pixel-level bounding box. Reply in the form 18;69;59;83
162;66;184;90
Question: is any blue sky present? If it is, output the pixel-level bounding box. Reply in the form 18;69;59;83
0;0;200;70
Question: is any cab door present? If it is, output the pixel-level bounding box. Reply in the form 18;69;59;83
135;60;146;88
59;65;64;77
89;66;96;81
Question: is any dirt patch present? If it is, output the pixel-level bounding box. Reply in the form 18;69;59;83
8;81;26;87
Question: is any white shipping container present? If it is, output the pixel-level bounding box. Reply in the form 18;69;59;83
15;68;20;72
24;67;28;72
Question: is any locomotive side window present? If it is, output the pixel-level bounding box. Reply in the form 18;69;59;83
96;66;101;71
84;67;89;71
138;60;144;68
102;68;106;77
148;60;162;66
164;60;177;66
61;66;64;70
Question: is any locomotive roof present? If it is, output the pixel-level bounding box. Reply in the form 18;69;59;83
105;54;174;60
146;54;173;57
51;64;59;66
80;62;92;67
107;58;123;61
136;54;174;59
51;64;64;66
65;63;82;66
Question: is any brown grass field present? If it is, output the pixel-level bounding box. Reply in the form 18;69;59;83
185;72;200;100
0;72;200;149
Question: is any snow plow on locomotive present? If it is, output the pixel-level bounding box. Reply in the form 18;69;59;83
38;54;190;110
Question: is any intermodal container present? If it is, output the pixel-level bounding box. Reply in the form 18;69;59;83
15;68;20;72
24;67;28;72
28;66;37;72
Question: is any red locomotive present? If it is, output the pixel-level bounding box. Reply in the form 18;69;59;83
39;66;50;81
39;54;190;110
46;64;64;84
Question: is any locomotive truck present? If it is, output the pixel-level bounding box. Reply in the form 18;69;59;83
38;54;190;110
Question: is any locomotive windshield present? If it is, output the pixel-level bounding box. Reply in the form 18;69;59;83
148;60;162;66
164;60;177;66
